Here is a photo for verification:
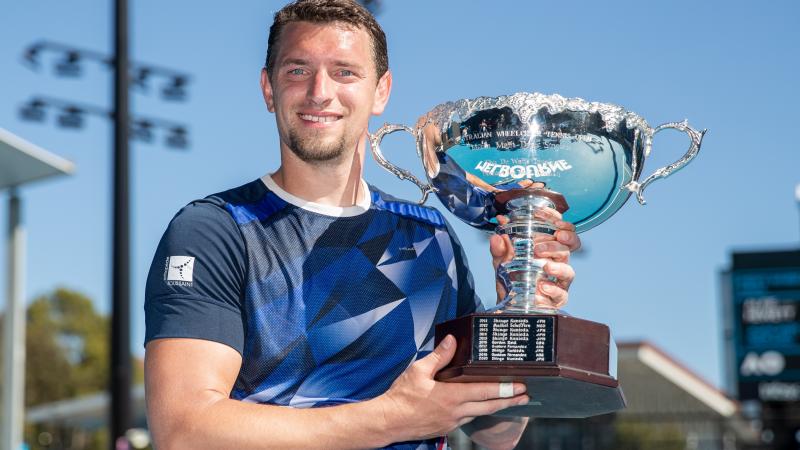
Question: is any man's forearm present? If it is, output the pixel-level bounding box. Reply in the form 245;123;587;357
151;394;400;450
461;416;529;450
145;337;531;449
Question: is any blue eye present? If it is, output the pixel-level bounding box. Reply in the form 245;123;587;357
289;68;305;75
338;70;353;77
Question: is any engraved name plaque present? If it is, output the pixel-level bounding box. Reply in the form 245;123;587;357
472;316;554;363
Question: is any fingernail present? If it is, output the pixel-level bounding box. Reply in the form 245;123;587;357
514;384;527;395
517;395;530;405
541;283;554;293
441;335;453;350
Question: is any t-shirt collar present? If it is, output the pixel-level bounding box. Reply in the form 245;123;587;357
260;174;371;218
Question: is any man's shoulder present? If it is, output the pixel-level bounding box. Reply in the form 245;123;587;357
368;184;448;230
191;178;288;226
204;178;270;208
161;178;269;232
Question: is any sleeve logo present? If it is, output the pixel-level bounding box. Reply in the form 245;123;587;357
164;256;195;286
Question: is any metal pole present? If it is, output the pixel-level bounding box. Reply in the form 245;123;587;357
110;0;131;446
2;189;26;450
795;183;800;243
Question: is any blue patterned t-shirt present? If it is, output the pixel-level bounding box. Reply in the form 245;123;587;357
145;176;482;450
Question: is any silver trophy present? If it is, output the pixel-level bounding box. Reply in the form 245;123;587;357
369;92;705;418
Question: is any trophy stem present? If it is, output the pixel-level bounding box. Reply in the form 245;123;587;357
497;195;560;314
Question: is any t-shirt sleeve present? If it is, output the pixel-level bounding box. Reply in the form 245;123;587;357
144;199;247;354
444;219;485;317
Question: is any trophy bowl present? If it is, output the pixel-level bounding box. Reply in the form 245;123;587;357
371;92;704;232
369;92;705;417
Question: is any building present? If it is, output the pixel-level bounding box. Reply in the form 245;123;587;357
26;339;756;449
449;341;756;449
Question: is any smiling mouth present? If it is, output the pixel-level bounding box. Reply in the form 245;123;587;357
299;113;342;123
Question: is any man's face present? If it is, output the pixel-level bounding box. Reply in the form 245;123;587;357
261;21;391;164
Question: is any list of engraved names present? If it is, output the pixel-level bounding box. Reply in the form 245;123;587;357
473;316;553;363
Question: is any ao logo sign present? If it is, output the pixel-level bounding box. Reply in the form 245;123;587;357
740;351;786;376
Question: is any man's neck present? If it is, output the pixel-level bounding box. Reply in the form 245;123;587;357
271;145;367;208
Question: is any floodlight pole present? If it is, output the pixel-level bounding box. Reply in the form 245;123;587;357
110;0;132;446
1;189;25;450
795;183;800;244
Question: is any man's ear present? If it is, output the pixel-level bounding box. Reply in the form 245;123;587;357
260;68;275;112
371;70;392;115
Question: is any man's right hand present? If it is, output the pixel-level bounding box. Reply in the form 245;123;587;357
376;334;529;441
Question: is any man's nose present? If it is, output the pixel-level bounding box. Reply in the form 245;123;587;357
308;71;334;106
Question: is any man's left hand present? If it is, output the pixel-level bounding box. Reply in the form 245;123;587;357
489;211;580;309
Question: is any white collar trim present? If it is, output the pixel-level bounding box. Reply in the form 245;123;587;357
260;174;371;217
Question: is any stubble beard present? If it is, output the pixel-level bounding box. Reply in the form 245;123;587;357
287;128;349;164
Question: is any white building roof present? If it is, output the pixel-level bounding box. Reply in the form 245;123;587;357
618;341;738;417
0;128;74;190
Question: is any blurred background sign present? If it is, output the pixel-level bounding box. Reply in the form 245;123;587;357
729;249;800;401
724;248;800;448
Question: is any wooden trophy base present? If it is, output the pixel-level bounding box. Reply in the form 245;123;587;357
434;313;626;418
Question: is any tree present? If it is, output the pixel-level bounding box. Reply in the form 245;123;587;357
25;288;110;404
1;288;144;449
614;420;685;450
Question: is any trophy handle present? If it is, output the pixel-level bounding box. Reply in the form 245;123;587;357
625;120;707;205
368;123;436;204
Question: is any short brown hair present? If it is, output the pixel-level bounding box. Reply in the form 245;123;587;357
265;0;389;79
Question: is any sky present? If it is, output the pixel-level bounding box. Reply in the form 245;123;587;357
1;0;799;391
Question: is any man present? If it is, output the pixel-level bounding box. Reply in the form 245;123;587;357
144;1;580;449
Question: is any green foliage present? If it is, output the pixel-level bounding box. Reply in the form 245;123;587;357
1;287;143;449
614;420;686;450
23;313;74;406
25;288;110;404
24;288;112;450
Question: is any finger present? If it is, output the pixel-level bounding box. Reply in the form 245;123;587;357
457;416;477;427
537;282;568;309
499;382;515;398
532;233;557;246
533;241;571;263
544;261;575;288
555;229;581;251
518;180;534;188
489;234;508;260
495;278;507;303
533;207;562;223
491;216;512;263
456;381;526;402
490;235;513;269
554;219;575;232
416;335;456;376
458;394;530;418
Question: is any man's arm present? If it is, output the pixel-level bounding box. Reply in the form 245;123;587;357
461;416;529;450
145;335;529;450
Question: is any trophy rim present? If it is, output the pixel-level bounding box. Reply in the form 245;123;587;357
424;91;653;139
